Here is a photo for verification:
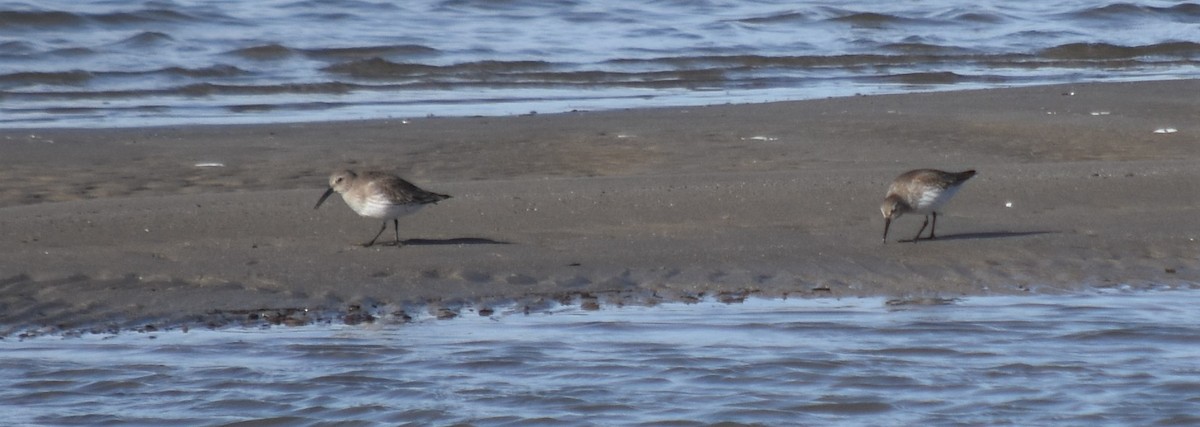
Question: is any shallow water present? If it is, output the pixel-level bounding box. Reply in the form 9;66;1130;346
2;0;1199;127
3;289;1199;426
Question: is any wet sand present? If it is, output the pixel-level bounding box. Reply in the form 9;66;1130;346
2;80;1198;335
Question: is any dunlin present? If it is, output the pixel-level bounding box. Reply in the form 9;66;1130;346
880;169;976;243
315;170;451;247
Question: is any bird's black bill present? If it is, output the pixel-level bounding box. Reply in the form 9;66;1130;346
882;217;891;244
314;187;335;209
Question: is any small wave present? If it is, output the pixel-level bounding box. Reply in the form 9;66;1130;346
0;65;246;94
281;0;402;12
617;54;982;70
227;104;276;113
949;11;1010;24
1005;29;1089;42
323;58;552;79
874;71;1001;85
323;58;438;77
1086;2;1150;16
560;10;624;24
830;12;902;25
523;69;728;87
179;82;356;96
160;64;246;78
827;11;931;27
302;44;440;61
1;81;356;102
1072;2;1200;20
1040;42;1200;60
228;44;297;60
118;31;175;47
881;42;973;54
0;70;92;87
736;11;813;25
90;9;198;25
324;63;727;88
0;41;35;55
0;8;200;29
788;401;894;415
46;47;96;57
0;10;84;28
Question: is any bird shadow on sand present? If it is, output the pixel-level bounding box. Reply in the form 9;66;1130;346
393;237;511;246
899;230;1058;243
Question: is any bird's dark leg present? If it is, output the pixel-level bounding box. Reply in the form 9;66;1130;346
912;215;929;243
364;221;388;247
929;212;938;240
392;218;403;246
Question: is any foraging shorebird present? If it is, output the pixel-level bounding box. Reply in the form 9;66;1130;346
881;169;976;243
315;170;450;247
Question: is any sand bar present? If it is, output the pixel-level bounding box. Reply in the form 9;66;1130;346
2;80;1198;335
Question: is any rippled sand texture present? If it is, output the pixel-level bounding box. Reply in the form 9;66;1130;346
1;80;1199;335
3;1;1200;126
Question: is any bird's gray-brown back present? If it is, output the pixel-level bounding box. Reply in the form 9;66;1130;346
360;171;450;206
893;169;974;189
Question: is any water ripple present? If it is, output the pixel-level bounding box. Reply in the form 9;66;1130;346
2;0;1198;127
2;291;1200;425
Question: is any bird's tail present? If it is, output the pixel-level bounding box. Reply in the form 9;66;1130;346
953;170;977;184
429;192;451;203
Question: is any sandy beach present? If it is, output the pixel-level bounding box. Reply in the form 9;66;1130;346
2;80;1198;336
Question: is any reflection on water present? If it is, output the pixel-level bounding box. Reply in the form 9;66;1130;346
3;289;1199;425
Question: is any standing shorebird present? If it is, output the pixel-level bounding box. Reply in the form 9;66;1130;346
880;169;976;243
314;170;451;247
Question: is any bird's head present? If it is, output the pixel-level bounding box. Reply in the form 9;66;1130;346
880;194;908;220
315;169;358;210
328;169;357;193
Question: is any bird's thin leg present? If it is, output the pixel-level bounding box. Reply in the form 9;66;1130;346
364;221;388;247
393;218;403;246
912;215;929;243
929;212;938;240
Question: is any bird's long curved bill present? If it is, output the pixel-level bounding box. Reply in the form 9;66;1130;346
314;187;335;209
882;217;891;244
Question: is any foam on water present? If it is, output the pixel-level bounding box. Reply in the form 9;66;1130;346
3;289;1199;425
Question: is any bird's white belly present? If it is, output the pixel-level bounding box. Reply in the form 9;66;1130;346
345;194;423;219
911;186;959;213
